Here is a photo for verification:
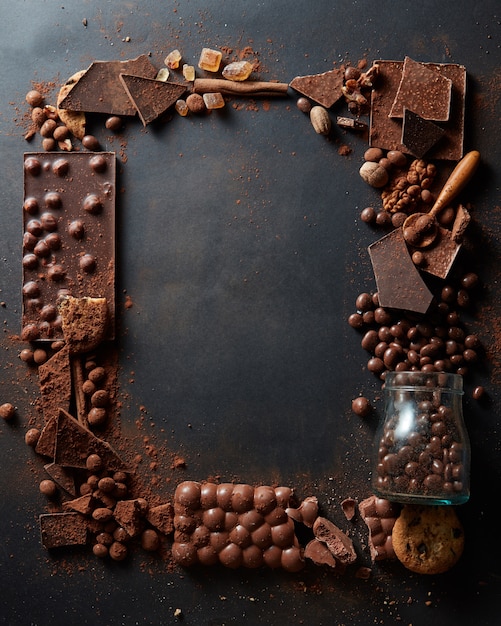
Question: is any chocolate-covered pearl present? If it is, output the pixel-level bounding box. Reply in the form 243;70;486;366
356;292;373;312
105;116;123;131
82;135;101;150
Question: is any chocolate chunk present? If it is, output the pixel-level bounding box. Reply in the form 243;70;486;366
341;497;357;521
289;68;345;108
369;60;466;160
57;55;157;116
22;152;116;342
113;499;145;537
63;493;96;516
118;74;187;126
44;462;77;496
401;108;446;158
358;495;399;561
38;344;71;422
390;57;453;121
368;228;434;314
304;538;338;568
414;226;462;280
54;408;127;471
312;516;357;565
39;512;88;549
146;502;175;535
35;414;58;457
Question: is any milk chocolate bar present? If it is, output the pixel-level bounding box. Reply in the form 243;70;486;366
172;481;305;572
22;152;115;343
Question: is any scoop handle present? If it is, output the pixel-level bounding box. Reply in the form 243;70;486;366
429;150;480;218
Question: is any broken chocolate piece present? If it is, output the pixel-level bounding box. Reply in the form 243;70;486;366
44;462;77;496
35;414;58;457
304;539;337;568
22;152;116;342
146;502;174;535
63;493;96;516
368;228;434;314
370;60;466;160
113;499;145;537
38;344;71;422
389;57;453;121
401;108;446;158
312;516;357;565
413;226;462;280
40;512;88;549
341;498;357;521
118;74;187;126
358;495;399;562
54;408;127;472
57;55;157;116
289;68;345;108
336;116;368;131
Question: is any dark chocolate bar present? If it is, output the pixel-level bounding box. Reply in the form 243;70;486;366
22;152;115;342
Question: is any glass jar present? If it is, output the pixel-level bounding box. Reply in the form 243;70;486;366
372;371;470;505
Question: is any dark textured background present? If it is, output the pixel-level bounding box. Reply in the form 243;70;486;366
1;1;500;624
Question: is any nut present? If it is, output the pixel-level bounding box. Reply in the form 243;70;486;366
359;161;389;188
309;105;331;136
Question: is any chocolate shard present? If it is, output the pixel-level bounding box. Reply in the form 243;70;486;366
38;344;71;422
113;499;145;537
35;414;58;457
44;462;77;496
401;108;446;158
63;493;96;516
146;502;174;535
289;67;345;108
368;228;434;314
54;408;128;471
304;538;338;568
57;55;158;116
118;74;188;126
415;226;462;280
389;56;453;122
312;516;357;565
39;512;88;549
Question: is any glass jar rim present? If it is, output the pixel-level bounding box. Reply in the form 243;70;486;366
383;371;464;393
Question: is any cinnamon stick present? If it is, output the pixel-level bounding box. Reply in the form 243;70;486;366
193;78;289;97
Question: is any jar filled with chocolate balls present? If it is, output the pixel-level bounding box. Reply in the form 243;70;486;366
373;371;470;505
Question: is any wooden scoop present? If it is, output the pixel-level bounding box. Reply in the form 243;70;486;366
402;150;480;248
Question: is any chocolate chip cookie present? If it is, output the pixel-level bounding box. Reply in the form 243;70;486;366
392;504;464;574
